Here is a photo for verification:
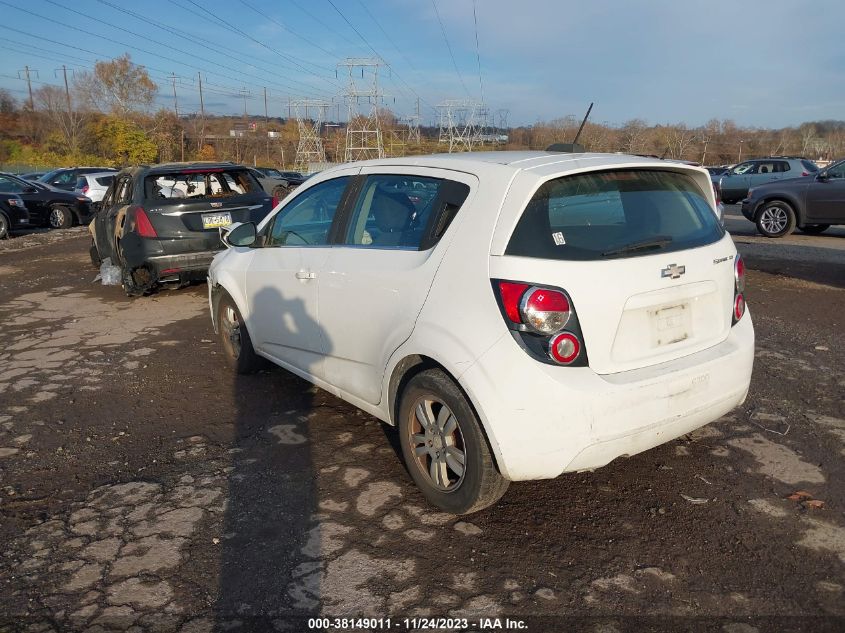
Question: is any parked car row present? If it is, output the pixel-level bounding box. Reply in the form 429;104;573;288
0;172;96;231
716;156;818;203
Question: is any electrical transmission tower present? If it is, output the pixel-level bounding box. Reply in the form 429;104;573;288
338;58;386;162
291;99;329;173
437;100;483;152
404;97;421;145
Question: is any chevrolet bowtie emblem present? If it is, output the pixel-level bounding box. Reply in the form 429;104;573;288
661;263;686;279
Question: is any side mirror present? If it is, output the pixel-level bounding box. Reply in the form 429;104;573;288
816;172;829;182
221;222;257;248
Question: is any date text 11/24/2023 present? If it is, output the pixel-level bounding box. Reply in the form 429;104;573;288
307;617;529;630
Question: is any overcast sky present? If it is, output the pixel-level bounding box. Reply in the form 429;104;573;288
1;0;843;128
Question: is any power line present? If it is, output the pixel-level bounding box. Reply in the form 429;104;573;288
93;0;333;98
430;0;471;97
177;0;337;81
44;0;333;99
356;0;417;71
287;0;363;51
471;0;484;104
238;0;339;60
0;5;333;107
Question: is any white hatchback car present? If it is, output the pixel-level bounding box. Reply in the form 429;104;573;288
73;172;116;203
208;152;754;514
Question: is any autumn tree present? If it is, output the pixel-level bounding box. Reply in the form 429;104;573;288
33;85;87;154
95;116;157;166
77;53;157;119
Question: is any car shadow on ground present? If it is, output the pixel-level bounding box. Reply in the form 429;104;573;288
215;286;329;628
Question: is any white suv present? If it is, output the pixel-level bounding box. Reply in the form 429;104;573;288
207;152;754;514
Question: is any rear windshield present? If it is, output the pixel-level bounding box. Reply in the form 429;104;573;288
801;160;819;173
96;176;114;186
506;169;724;261
144;169;261;202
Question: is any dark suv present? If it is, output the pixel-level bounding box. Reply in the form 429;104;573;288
741;157;845;237
718;157;818;203
90;162;275;295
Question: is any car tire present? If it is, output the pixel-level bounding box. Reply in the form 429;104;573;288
48;205;74;229
398;369;509;514
217;292;265;374
799;224;830;235
756;201;796;238
0;212;9;240
89;240;101;269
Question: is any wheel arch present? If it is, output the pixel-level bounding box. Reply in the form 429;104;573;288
0;210;10;238
209;272;252;337
386;353;507;477
755;194;804;223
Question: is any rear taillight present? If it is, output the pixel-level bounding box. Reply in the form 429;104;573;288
82;184;89;194
272;195;280;208
133;207;157;238
712;182;721;205
493;280;587;366
549;332;580;364
801;171;810;177
520;286;571;334
732;255;746;324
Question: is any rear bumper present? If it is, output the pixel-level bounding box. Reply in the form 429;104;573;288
146;250;219;278
460;312;755;481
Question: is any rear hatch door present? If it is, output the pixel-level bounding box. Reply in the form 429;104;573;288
490;165;736;375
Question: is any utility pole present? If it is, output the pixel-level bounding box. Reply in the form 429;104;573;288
197;72;205;151
239;88;250;118
169;73;179;117
59;66;71;112
264;87;269;162
17;66;37;109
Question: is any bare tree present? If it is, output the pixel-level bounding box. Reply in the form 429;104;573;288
34;85;87;154
76;53;157;119
620;119;648;154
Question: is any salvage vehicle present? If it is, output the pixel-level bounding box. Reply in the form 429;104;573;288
208;152;755;514
0;193;30;238
89;162;275;295
0;172;94;228
741;157;845;237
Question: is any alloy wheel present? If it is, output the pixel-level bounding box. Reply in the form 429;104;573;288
759;206;788;234
220;305;242;359
408;396;466;492
49;208;66;229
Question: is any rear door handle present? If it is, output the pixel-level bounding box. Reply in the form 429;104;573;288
295;270;316;280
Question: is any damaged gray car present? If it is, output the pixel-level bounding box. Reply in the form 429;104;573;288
89;163;275;296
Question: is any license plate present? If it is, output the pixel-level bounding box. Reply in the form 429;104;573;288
650;302;692;347
202;212;232;229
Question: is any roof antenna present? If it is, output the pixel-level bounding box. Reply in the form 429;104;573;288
547;101;593;153
571;101;593;145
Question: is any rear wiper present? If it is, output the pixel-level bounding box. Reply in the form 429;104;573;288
602;236;673;258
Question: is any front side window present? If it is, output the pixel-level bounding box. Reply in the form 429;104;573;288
268;176;350;246
506;169;724;261
731;162;755;175
54;170;76;185
0;175;25;193
343;175;448;249
826;160;845;179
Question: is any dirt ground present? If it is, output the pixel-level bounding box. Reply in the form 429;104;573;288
0;218;843;633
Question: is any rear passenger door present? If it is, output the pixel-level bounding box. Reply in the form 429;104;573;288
317;167;475;405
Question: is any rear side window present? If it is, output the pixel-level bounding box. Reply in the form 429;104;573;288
144;169;261;202
801;160;819;173
342;174;469;250
75;176;87;189
506;169;724;261
96;176;114;186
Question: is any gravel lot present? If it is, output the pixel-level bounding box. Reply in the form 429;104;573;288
0;216;843;632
